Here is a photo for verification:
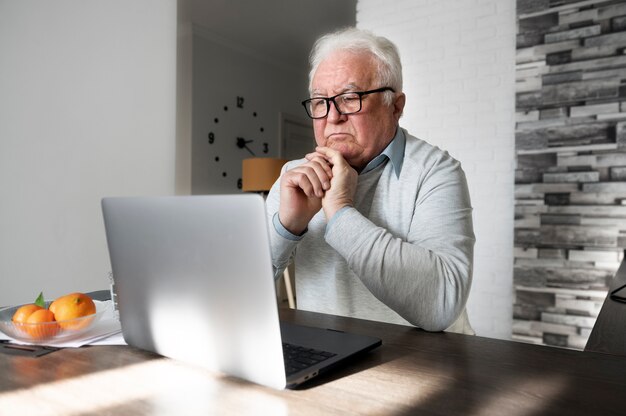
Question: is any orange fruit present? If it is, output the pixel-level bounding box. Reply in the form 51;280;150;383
49;292;96;330
12;304;43;324
12;304;44;334
24;309;59;339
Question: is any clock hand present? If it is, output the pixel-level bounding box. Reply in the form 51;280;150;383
236;137;256;156
243;144;255;156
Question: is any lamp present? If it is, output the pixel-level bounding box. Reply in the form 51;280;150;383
242;157;287;192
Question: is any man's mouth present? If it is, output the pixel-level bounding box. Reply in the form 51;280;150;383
327;133;351;140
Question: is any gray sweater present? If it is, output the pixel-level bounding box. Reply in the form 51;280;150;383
266;129;475;333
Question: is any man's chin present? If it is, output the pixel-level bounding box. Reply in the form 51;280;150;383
327;141;352;153
327;144;362;166
328;144;353;158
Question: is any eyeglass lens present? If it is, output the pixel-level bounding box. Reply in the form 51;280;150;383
307;93;361;118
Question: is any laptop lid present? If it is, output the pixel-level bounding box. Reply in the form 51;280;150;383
101;195;381;389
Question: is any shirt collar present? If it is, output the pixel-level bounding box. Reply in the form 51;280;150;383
360;127;405;178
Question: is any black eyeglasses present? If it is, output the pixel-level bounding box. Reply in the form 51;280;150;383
301;87;395;119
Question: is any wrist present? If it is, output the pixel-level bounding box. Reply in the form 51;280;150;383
277;210;308;236
324;205;352;233
323;203;350;221
274;213;307;239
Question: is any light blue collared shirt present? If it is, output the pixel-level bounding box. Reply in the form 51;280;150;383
360;127;405;178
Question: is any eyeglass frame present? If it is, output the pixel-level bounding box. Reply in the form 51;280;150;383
301;87;395;119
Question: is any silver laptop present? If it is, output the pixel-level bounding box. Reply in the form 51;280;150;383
101;195;381;389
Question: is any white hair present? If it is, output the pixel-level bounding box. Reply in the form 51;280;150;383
308;27;403;105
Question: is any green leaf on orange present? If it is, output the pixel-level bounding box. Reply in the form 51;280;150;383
34;292;46;308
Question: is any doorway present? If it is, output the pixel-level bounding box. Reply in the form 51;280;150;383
280;112;315;160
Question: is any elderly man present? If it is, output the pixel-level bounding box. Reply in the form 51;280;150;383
266;28;475;334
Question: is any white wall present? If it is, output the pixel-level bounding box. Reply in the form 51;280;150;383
357;0;516;339
0;0;177;305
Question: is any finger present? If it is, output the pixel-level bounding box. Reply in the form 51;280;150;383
305;153;334;177
304;150;324;160
315;146;349;168
315;146;340;161
306;160;332;191
284;171;317;197
305;156;333;182
303;151;333;176
284;166;327;198
301;162;332;196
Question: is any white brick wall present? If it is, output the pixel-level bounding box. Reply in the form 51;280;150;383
357;0;516;339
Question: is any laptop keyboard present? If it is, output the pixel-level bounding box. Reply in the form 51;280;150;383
282;342;337;376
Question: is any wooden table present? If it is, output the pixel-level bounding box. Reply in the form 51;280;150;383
1;308;625;416
585;258;626;356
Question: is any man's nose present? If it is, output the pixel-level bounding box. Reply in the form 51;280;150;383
327;100;346;122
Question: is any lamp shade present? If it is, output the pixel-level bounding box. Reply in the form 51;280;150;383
242;157;287;192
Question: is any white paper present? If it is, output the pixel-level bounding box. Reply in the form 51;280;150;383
88;331;127;346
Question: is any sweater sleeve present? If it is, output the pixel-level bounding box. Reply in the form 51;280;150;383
265;160;304;280
324;154;475;331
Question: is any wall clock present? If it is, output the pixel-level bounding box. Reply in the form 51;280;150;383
207;95;270;190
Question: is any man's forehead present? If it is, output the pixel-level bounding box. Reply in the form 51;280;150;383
312;52;377;93
312;82;361;95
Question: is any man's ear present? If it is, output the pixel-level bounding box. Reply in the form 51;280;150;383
393;92;406;120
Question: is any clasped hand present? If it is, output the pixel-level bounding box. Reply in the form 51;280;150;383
278;147;357;235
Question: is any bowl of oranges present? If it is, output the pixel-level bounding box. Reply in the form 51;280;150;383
0;292;109;343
